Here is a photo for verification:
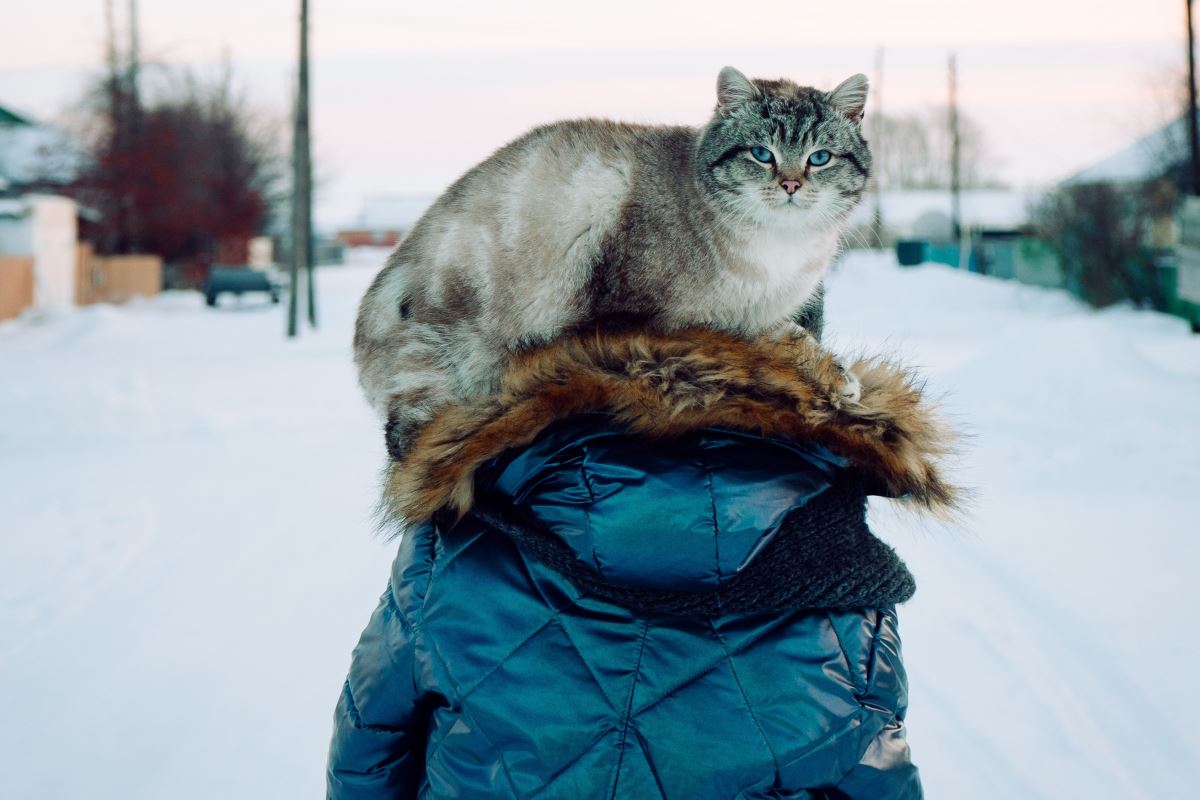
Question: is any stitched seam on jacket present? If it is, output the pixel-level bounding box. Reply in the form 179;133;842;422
341;681;405;735
733;707;873;797
699;448;724;593
863;608;886;693
824;611;866;698
403;569;465;705
632;727;669;800
458;704;522;798
457;616;557;701
608;620;651;800
631;612;797;717
550;613;623;715
382;587;418;679
528;726;620;798
510;536;588;615
710;622;782;776
577;452;603;572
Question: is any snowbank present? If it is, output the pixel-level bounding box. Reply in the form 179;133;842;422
1;251;1197;798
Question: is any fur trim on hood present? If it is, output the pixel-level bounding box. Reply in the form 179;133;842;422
384;327;960;525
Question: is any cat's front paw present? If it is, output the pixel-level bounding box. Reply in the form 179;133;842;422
766;319;817;344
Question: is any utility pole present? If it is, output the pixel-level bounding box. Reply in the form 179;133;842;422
948;53;963;249
127;0;140;112
1187;0;1200;195
872;46;885;247
289;0;313;337
103;0;124;254
126;0;142;252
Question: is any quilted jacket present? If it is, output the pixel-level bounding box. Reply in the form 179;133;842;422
329;328;957;799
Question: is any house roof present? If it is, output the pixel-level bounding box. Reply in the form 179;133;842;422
0;104;34;127
0;103;82;186
849;189;1036;232
352;193;437;230
1065;116;1186;185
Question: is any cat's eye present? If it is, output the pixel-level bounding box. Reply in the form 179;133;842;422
750;146;774;163
808;149;833;167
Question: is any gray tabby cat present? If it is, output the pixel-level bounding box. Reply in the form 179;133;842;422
356;66;872;459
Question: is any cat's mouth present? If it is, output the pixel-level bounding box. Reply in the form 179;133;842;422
781;195;815;209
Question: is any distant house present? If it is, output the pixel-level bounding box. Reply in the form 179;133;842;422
1063;115;1187;250
336;193;435;249
0;194;162;321
1064;116;1184;187
850;188;1035;241
851;188;1061;283
336;229;401;249
0;103;81;193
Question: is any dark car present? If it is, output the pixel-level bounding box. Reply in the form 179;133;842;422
203;266;281;307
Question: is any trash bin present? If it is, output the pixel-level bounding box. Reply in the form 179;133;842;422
896;240;926;267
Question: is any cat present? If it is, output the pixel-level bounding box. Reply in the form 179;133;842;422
355;66;873;460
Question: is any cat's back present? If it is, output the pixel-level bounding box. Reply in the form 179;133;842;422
388;119;694;338
419;117;694;220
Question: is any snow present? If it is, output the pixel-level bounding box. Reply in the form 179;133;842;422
1065;115;1186;186
2;250;1198;798
350;192;438;232
0;116;81;186
848;189;1038;234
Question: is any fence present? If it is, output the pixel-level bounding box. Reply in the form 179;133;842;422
0;256;34;321
75;245;163;305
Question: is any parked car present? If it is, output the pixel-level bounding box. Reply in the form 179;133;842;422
203;266;281;307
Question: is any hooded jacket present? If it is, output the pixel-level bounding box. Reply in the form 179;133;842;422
328;327;956;800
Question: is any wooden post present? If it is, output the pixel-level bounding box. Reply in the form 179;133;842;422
1187;0;1200;195
288;0;312;338
126;0;142;252
872;46;885;246
301;0;316;328
948;52;962;244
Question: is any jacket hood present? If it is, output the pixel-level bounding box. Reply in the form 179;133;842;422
384;326;958;527
476;415;850;592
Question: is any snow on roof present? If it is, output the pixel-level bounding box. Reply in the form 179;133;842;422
0;106;82;186
1065;117;1185;185
0;103;34;126
350;193;437;231
850;189;1036;232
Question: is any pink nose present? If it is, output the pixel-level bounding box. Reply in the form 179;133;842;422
780;180;802;195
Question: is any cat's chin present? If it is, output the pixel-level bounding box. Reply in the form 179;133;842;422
761;201;820;228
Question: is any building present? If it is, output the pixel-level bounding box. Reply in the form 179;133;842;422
336;193;435;249
0;103;80;194
0;195;161;321
850;188;1035;242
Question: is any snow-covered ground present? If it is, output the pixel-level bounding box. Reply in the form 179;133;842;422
1;249;1197;798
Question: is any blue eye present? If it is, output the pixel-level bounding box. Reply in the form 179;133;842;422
808;149;832;167
750;146;774;163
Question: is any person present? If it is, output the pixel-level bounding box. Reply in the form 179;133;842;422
327;317;957;799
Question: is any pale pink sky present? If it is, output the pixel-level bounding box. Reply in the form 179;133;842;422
0;0;1184;226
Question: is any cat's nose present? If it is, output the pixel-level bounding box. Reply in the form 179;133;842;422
779;179;802;195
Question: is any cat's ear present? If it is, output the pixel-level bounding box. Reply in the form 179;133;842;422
716;66;761;113
828;73;869;124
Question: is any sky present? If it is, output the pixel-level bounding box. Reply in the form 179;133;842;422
0;0;1185;228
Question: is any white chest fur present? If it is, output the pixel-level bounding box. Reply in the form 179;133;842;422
713;222;838;329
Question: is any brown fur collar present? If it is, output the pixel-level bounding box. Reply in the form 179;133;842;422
385;327;959;525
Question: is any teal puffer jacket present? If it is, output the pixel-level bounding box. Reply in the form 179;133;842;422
329;329;956;799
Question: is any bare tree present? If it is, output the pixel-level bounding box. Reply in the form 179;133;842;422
70;66;283;266
1034;181;1169;308
864;108;1001;191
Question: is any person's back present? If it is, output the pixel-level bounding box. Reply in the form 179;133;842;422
328;327;957;799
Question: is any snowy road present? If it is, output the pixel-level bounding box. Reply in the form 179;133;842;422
1;250;1198;798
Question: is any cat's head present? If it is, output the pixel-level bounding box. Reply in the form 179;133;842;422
696;67;872;230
